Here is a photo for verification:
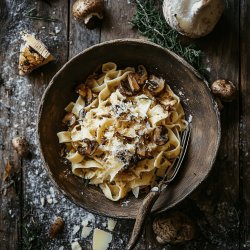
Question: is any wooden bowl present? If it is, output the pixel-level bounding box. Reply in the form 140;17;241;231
37;39;220;219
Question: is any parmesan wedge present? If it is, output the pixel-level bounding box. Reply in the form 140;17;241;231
18;33;54;75
93;228;112;250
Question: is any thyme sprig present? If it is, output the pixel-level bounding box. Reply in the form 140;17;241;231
24;7;58;22
131;0;204;75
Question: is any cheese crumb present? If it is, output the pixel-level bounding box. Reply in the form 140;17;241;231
59;247;64;250
93;228;112;250
107;218;117;231
72;225;81;236
81;226;92;238
71;241;82;250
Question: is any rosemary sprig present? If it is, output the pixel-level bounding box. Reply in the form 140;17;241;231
24;7;58;22
131;0;204;75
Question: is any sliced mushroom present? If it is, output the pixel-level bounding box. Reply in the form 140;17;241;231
72;0;104;28
77;139;99;155
116;150;139;171
136;143;146;158
75;84;87;97
137;65;148;84
146;75;165;95
79;108;87;119
153;126;168;146
62;113;76;127
128;73;140;92
86;87;93;105
118;79;134;96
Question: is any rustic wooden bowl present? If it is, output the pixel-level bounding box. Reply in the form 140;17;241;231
37;39;221;219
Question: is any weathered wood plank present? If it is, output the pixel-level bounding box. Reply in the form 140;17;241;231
240;0;250;247
69;0;101;58
20;0;70;248
0;1;29;249
0;0;69;249
184;0;240;249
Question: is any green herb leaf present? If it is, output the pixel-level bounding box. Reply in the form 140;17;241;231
131;0;204;76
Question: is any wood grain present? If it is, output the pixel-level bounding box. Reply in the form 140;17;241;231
0;0;245;249
240;0;250;247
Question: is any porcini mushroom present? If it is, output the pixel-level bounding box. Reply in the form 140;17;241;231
211;79;237;102
146;75;165;96
153;126;168;146
153;212;195;245
162;0;225;38
72;0;104;28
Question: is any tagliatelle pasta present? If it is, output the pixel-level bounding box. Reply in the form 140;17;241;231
57;62;187;201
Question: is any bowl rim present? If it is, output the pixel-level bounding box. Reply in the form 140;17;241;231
37;38;221;219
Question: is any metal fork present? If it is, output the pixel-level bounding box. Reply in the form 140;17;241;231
126;124;192;250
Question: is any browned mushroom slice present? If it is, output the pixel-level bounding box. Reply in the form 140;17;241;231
77;139;99;155
146;75;165;95
118;79;134;96
137;65;148;84
128;73;140;92
116;150;139;171
62;113;77;127
86;87;93;105
136;143;146;158
153;126;169;146
75;84;88;97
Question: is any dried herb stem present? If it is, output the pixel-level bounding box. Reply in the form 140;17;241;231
131;0;204;75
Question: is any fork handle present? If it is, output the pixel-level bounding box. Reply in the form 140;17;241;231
126;190;160;250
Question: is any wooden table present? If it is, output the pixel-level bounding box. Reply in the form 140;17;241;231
0;0;248;249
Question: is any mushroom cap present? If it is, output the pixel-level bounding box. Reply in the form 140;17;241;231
211;79;237;102
153;212;195;245
12;137;29;157
162;0;225;38
72;0;104;23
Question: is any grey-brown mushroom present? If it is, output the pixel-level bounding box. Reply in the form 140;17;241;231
62;113;76;126
49;217;65;238
128;73;140;92
153;126;168;146
86;87;93;105
77;139;99;156
211;79;237;102
119;79;135;96
12;137;29;157
153;212;196;245
146;75;165;95
137;65;148;84
72;0;104;28
75;83;88;97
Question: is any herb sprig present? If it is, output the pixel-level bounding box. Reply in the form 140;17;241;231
24;7;58;22
131;0;204;75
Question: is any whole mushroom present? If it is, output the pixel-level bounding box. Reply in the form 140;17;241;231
162;0;225;38
12;137;29;157
153;212;196;245
211;79;237;102
72;0;104;28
